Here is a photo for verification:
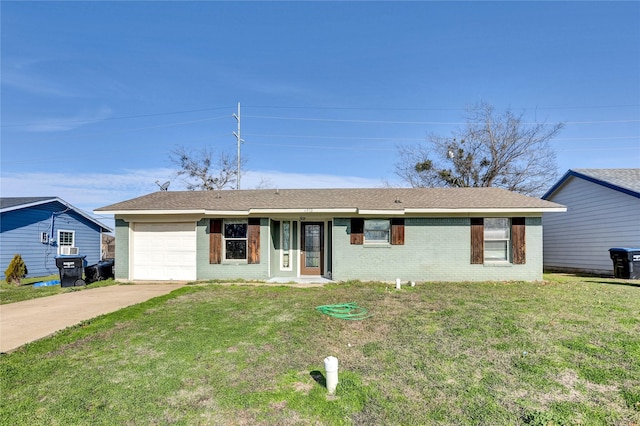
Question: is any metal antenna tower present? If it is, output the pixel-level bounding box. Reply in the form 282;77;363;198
232;102;244;190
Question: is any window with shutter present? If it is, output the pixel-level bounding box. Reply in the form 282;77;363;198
511;217;526;264
210;219;222;264
470;218;484;264
391;218;405;245
470;217;526;264
248;218;261;264
350;218;364;245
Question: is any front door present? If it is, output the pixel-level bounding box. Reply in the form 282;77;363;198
301;222;323;275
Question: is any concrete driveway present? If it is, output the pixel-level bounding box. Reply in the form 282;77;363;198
0;283;185;353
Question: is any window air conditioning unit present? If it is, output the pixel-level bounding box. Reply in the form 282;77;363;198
60;246;79;255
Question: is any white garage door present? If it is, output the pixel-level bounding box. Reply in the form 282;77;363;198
132;222;197;281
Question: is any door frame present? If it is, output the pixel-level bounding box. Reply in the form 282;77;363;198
300;222;324;276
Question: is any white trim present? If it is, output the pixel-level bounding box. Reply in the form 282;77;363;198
100;209;207;215
363;219;391;245
280;220;293;271
57;229;75;256
103;207;565;216
222;219;249;262
358;209;405;215
205;210;249;216
404;207;567;214
250;208;357;214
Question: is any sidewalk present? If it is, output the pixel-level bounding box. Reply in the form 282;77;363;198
0;283;185;353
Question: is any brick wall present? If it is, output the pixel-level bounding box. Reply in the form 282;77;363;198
332;216;543;282
196;218;269;280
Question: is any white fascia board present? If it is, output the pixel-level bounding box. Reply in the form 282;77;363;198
203;210;249;216
96;209;206;215
249;208;358;214
357;209;406;215
404;207;567;214
117;213;206;223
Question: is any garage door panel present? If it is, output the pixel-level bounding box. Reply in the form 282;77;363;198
132;222;196;280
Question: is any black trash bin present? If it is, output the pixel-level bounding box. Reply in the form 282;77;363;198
84;263;99;284
608;248;640;279
85;259;114;284
55;255;87;287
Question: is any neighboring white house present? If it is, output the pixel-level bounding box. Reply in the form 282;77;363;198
542;169;640;275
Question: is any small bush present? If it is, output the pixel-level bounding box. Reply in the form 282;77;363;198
5;254;28;285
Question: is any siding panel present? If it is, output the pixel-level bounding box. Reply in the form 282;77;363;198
543;176;640;274
0;201;103;278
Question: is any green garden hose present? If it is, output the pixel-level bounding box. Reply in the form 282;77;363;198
315;302;371;320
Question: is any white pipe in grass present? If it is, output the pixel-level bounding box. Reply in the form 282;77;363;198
324;356;339;394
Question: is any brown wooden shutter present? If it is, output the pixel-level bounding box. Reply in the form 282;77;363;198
210;219;222;264
248;218;261;264
391;218;405;245
470;218;484;264
511;217;526;264
350;218;364;245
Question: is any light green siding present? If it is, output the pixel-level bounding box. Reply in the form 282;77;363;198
196;218;269;280
116;215;544;282
332;217;543;282
114;219;129;279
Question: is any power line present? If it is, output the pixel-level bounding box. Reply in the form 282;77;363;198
1;106;233;128
244;114;640;126
4;102;638;128
243;103;640;111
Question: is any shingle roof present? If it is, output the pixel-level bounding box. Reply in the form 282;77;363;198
1;197;112;231
0;197;57;210
543;169;640;199
96;187;564;214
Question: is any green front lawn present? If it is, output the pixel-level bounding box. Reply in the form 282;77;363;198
0;276;119;305
1;274;639;425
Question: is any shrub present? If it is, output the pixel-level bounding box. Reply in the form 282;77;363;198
5;254;28;285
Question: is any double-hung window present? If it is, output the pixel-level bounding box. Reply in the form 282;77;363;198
471;217;525;265
364;219;390;244
224;220;248;260
483;218;510;262
281;220;292;269
58;230;75;254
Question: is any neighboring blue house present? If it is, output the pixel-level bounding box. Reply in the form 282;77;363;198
0;197;112;278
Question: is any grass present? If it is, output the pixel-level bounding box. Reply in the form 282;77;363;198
1;274;639;425
0;275;119;305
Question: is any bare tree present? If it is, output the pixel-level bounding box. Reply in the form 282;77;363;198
254;177;276;189
395;101;564;196
170;145;243;191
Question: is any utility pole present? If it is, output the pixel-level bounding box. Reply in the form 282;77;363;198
232;102;244;190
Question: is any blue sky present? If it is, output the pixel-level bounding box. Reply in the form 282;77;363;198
1;1;639;227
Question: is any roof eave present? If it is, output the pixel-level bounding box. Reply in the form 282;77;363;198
357;209;406;215
0;197;60;213
404;207;567;214
98;206;567;216
543;169;640;199
249;208;358;214
96;209;207;215
2;197;112;232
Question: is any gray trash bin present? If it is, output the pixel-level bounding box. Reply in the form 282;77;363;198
55;255;87;287
608;248;640;279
